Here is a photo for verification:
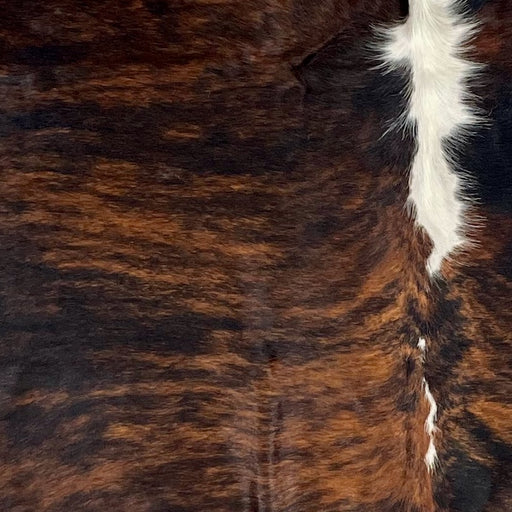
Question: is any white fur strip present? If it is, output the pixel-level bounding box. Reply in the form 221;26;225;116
382;0;480;274
417;337;439;471
422;377;439;472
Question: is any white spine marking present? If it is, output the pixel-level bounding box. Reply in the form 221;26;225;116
418;337;439;471
422;377;439;471
382;0;481;275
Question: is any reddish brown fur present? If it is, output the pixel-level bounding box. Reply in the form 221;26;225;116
0;1;510;511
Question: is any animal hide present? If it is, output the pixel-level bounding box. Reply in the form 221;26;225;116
0;0;510;511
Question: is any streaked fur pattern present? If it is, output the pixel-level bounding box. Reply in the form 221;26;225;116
381;0;482;474
0;1;510;511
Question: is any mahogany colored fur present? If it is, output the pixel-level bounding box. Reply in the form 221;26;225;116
0;1;510;511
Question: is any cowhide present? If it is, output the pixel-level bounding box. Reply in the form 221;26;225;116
0;0;510;511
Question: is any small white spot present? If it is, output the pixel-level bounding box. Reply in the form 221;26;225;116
417;336;427;352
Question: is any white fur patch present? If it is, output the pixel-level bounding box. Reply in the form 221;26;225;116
381;0;481;274
422;377;439;472
417;337;439;471
417;336;427;353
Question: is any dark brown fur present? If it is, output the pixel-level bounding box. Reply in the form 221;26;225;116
0;1;510;511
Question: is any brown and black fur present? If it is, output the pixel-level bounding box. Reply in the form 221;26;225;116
0;0;510;511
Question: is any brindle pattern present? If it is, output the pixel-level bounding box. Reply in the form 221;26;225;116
0;1;509;511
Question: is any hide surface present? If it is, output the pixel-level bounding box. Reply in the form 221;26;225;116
0;0;510;511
